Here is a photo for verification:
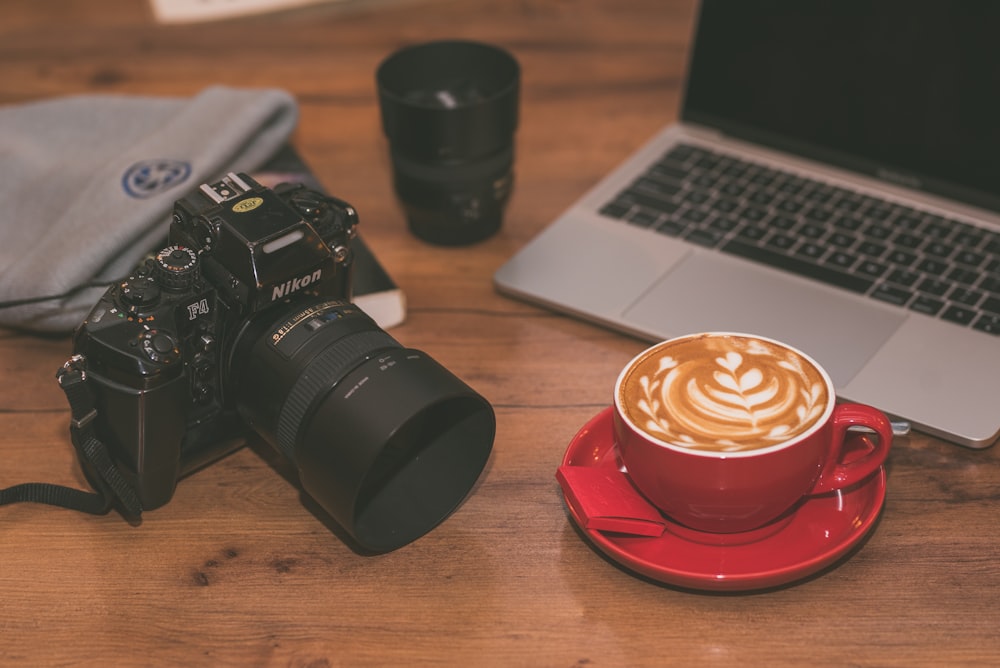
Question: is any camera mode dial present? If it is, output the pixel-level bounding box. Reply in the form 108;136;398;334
154;245;199;291
139;329;181;365
118;271;161;315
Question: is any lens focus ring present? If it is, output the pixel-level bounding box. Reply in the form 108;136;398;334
275;329;400;461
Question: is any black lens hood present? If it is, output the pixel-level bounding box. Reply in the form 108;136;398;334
296;349;495;552
376;40;520;162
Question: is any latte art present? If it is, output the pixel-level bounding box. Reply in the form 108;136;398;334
618;335;830;452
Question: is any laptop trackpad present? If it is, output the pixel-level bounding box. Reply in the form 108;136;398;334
621;252;906;388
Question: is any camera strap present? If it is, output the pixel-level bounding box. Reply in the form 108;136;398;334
0;356;143;522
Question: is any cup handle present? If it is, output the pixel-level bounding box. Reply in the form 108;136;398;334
811;403;893;494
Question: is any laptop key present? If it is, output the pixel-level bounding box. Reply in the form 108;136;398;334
766;234;796;250
910;295;944;316
722;162;749;178
947;267;979;285
720;181;745;197
650;163;688;182
887;249;917;266
979;275;1000;294
829;232;856;248
696;155;721;170
826;251;857;270
924;241;954;258
623;189;680;214
954;250;985;267
636;177;682;197
776;199;803;213
709;216;739;232
923;220;952;238
980;296;1000;314
985;238;1000;255
799;222;825;238
835;216;863;231
865;223;893;240
809;188;837;205
837;198;863;213
713;198;739;213
888;268;920;287
600;200;631;219
858;241;887;258
917;258;948;274
690;174;715;188
656;219;688;237
720;239;874;293
894;232;923;248
777;179;802;194
941;305;977;325
686;229;725;248
918;277;950;296
973;314;1000;335
954;230;985;247
865;206;894;221
770;215;797;230
665;144;697;161
682;208;709;223
737;225;767;241
950;287;983;307
804;207;832;222
796;242;826;259
871;284;913;306
685;190;711;205
627;209;661;227
858;261;889;279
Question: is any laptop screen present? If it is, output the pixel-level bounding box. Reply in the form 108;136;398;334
682;1;1000;213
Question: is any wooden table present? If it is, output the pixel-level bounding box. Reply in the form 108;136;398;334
2;1;998;665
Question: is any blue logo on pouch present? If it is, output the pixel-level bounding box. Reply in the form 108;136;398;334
122;159;192;198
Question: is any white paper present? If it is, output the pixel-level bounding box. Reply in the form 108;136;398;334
149;0;345;24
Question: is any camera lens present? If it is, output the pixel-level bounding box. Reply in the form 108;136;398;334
377;40;520;245
230;300;495;552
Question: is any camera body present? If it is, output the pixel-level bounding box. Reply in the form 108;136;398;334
71;173;495;552
73;173;358;509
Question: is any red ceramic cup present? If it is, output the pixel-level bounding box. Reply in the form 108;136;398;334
613;333;893;534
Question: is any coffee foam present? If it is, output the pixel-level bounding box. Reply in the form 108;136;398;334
617;334;830;452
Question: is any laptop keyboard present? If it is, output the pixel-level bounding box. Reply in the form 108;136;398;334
599;143;1000;336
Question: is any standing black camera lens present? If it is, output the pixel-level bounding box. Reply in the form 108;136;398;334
377;40;520;245
232;301;495;552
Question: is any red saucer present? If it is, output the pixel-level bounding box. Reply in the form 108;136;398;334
559;407;887;592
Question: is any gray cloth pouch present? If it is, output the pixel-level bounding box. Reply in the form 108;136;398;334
0;85;298;332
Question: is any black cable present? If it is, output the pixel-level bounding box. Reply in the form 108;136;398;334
0;280;118;310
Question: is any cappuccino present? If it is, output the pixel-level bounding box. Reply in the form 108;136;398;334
617;334;830;452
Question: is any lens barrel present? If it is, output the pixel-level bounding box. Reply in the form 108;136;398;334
377;40;520;245
231;300;495;552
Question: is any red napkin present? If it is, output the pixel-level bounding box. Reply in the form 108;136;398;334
556;465;666;537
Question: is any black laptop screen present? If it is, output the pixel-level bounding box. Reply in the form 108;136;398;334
683;1;1000;212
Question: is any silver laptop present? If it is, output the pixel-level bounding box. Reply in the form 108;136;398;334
495;1;1000;448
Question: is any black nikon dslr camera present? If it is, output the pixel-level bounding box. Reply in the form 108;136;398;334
67;173;495;551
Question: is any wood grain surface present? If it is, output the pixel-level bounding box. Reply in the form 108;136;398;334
1;1;998;665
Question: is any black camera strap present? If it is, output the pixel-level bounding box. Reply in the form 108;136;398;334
0;356;143;522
